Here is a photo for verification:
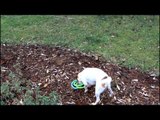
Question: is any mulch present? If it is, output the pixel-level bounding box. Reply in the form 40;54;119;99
1;44;159;105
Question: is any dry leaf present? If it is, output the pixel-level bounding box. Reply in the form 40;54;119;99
150;85;155;89
43;83;48;88
38;83;42;86
132;79;138;82
117;85;120;90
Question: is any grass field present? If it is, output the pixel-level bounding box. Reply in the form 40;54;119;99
1;15;159;75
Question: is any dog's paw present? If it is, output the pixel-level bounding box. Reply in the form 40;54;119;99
109;93;113;97
91;103;96;105
109;92;114;97
84;89;88;93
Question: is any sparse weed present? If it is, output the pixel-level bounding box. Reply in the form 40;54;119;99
1;69;60;105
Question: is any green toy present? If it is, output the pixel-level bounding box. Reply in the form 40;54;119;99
71;79;85;89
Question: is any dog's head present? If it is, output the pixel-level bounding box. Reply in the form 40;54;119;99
77;73;83;84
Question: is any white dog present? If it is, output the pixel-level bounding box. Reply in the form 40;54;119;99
77;67;113;105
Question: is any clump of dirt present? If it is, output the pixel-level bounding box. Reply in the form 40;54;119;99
1;44;159;105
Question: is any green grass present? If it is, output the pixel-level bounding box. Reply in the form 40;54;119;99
1;15;159;75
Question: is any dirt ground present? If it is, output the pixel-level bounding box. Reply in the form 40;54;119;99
1;44;159;105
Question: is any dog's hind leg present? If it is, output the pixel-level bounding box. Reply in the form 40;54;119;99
107;83;113;97
91;93;100;105
91;84;105;105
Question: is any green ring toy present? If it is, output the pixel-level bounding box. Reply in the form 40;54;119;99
71;79;85;89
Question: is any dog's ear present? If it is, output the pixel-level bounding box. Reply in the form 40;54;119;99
102;76;108;80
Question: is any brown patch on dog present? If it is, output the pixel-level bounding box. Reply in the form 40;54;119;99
102;76;108;80
101;83;106;88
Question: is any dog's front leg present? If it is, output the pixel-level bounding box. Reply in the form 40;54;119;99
82;81;89;93
84;83;92;93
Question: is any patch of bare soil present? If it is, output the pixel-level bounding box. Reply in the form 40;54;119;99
1;44;159;105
